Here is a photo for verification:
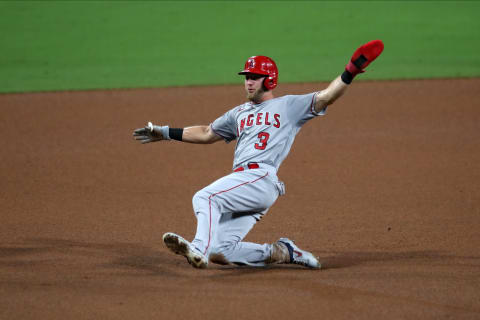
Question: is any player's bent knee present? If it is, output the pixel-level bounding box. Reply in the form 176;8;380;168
210;242;236;260
209;250;231;265
192;189;210;211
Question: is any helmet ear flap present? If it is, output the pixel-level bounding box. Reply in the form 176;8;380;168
261;79;269;91
263;77;271;91
263;74;277;90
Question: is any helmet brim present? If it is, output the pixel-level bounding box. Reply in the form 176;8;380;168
238;70;269;76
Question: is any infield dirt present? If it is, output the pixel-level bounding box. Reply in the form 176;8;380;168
1;79;479;319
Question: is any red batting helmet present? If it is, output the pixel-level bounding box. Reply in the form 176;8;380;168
238;55;278;90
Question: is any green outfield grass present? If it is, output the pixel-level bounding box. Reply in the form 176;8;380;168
1;1;479;93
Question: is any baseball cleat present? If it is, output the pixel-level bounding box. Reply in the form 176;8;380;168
277;238;321;269
163;232;208;269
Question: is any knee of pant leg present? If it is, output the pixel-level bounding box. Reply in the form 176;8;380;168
193;188;225;215
192;189;210;213
210;242;236;262
209;248;231;265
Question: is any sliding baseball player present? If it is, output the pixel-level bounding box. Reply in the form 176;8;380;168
134;40;384;269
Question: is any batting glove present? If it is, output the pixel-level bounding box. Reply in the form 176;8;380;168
345;39;384;77
133;122;171;143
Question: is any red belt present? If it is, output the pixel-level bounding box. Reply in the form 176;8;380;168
234;163;259;172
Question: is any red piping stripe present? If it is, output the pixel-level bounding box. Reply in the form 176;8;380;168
203;172;269;255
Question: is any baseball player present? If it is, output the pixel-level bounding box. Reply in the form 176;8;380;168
134;40;384;269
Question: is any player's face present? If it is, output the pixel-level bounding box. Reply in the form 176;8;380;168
244;74;266;102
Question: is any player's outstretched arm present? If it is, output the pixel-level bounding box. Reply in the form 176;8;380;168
133;122;222;144
314;40;384;113
182;125;223;144
314;76;348;113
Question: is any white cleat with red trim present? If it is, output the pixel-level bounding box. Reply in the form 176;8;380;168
277;238;321;269
163;232;208;269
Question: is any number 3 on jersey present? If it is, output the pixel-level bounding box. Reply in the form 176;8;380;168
255;132;270;150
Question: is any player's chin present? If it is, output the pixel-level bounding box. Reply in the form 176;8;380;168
247;90;263;102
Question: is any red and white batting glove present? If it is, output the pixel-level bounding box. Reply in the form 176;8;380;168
342;40;384;84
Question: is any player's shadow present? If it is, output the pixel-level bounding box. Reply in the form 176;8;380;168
4;239;477;279
209;249;478;278
0;238;183;278
318;250;474;269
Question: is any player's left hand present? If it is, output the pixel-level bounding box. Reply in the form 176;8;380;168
346;40;384;76
133;122;168;143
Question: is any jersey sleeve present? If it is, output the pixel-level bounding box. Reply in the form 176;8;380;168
210;107;238;143
287;92;327;125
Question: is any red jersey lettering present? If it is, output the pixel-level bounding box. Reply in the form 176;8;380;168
246;114;254;126
240;119;246;132
273;114;281;128
265;112;271;125
256;113;263;125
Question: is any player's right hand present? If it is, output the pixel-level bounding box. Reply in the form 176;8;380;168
133;122;168;143
346;40;384;76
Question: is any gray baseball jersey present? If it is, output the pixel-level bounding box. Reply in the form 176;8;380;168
211;92;326;171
